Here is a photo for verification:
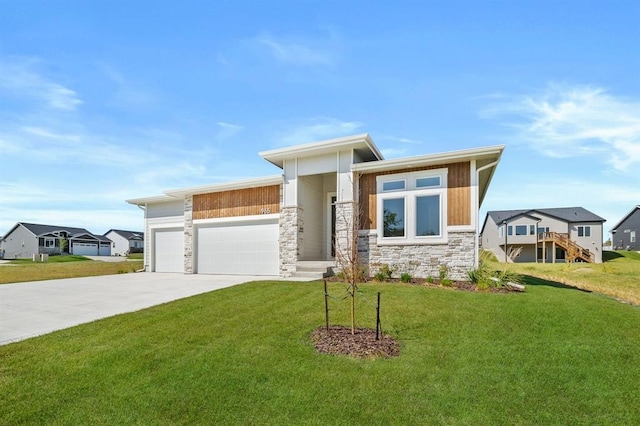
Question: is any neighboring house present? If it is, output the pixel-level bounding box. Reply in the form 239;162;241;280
105;229;144;256
610;205;640;251
127;134;504;280
0;223;112;259
480;207;606;263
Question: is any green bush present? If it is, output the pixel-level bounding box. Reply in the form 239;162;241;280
400;272;412;283
374;264;395;282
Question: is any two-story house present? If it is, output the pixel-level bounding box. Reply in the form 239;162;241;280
481;207;606;263
610;205;640;251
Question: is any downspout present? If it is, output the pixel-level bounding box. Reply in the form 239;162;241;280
135;203;147;272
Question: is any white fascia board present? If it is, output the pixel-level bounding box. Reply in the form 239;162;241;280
351;145;505;174
163;175;283;197
126;195;180;206
259;133;383;168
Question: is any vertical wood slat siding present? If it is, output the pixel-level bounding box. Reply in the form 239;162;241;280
358;162;471;230
193;185;280;220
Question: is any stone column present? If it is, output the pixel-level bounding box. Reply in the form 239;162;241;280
184;195;194;274
279;206;302;277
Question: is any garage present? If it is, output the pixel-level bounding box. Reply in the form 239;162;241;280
196;219;279;275
72;242;99;256
154;228;184;273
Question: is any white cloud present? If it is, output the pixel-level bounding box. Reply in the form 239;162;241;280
275;117;364;147
480;84;640;172
0;56;82;111
379;135;423;145
254;33;335;66
216;121;243;139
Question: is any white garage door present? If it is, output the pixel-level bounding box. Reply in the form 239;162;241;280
197;220;279;275
73;242;99;256
154;229;184;273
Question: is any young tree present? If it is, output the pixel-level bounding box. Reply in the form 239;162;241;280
333;176;363;335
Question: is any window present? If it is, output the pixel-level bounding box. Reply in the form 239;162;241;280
44;238;56;248
498;226;504;238
377;169;447;243
416;195;440;236
416;176;440;188
577;226;591;237
515;225;527;236
538;226;549;235
382;198;405;237
631;231;636;243
508;226;513;236
382;180;405;191
530;225;535;235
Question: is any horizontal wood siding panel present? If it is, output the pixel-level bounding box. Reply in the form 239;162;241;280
193;185;280;220
358;162;471;229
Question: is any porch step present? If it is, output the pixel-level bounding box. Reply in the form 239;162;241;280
292;261;336;279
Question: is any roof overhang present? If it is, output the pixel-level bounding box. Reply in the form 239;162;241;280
259;133;383;168
126;195;179;206
164;175;283;197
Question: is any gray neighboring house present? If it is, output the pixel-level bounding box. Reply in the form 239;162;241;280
480;207;606;263
610;205;640;251
104;229;144;256
0;222;112;259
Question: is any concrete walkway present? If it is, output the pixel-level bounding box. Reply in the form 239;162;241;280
0;273;305;345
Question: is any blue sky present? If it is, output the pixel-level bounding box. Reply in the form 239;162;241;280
1;1;638;237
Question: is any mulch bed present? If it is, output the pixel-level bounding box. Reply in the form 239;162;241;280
311;326;400;359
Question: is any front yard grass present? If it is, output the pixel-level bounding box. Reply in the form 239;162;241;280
1;280;639;424
0;256;143;284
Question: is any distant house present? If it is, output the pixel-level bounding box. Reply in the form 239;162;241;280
105;229;144;256
610;205;640;251
0;223;112;259
480;207;606;263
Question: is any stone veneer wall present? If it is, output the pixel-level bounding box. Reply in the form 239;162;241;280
333;201;355;269
279;206;303;277
184;195;193;274
359;230;477;281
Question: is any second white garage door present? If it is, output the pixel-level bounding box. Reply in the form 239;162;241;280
196;220;279;275
72;242;99;256
154;228;184;273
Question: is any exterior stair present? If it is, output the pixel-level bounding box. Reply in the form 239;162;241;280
538;232;594;263
292;261;336;279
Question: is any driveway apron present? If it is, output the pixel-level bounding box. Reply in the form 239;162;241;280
0;272;286;345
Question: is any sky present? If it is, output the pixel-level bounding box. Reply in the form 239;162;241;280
1;0;638;238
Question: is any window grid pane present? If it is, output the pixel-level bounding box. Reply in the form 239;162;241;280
416;195;440;237
383;198;405;237
382;181;405;191
416;177;440;188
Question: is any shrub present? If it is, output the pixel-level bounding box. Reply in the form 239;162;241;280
438;265;449;282
400;272;412;283
426;276;434;284
374;264;395;282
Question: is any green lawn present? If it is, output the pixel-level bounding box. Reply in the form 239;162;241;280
495;250;640;305
1;279;639;424
0;256;143;284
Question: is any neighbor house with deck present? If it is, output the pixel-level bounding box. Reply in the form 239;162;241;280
480;207;606;263
127;134;504;279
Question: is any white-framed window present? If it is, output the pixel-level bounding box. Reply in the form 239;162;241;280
577;226;591;237
377;169;447;244
631;231;636;243
529;225;535;235
498;225;504;238
515;225;527;236
44;237;56;248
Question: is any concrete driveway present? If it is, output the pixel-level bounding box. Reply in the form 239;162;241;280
0;272;301;345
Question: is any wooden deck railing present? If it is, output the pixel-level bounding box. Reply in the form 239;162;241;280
538;232;594;263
